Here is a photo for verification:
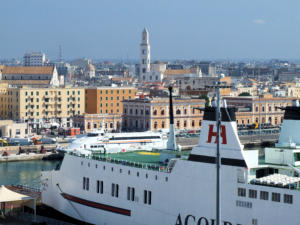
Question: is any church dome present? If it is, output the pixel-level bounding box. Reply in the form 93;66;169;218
86;63;95;71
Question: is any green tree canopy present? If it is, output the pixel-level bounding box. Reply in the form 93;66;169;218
199;94;210;107
239;92;251;96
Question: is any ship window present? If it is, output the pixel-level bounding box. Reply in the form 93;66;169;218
260;191;268;200
294;153;300;162
249;189;257;199
165;177;168;182
103;166;105;170
155;175;158;180
127;187;135;201
272;192;280;202
95;164;98;168
128;170;131;175
111;167;114;172
284;194;293;204
144;190;152;205
137;172;139;177
120;169;122;173
96;180;104;194
238;188;246;197
111;183;119;197
83;177;89;191
252;219;258;225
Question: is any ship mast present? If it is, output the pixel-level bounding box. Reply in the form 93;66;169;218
216;75;221;225
209;74;231;225
167;86;177;150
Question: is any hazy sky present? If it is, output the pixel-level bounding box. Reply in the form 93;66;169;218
1;0;300;60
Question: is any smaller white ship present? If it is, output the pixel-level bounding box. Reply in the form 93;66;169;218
57;129;168;156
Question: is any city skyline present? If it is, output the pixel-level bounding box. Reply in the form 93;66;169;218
1;0;300;60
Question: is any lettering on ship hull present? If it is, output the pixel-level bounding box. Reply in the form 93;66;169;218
175;214;242;225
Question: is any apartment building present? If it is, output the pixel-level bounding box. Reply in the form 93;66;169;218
122;97;205;131
85;87;136;115
24;52;46;66
0;85;85;128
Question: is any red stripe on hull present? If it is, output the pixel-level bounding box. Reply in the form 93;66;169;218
61;193;131;216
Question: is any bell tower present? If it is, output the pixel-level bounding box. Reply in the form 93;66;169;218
140;28;151;81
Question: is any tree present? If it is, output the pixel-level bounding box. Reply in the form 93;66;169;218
239;92;251;96
199;94;210;107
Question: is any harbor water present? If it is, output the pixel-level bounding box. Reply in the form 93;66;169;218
0;159;61;188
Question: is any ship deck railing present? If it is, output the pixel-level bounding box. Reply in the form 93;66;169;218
69;152;174;173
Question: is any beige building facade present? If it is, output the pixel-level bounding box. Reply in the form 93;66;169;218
73;113;122;133
0;85;85;128
122;98;205;131
224;96;297;126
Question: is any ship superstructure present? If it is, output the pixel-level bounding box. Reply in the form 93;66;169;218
57;130;168;156
41;101;300;225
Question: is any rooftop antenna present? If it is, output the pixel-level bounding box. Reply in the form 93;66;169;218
59;45;62;62
206;73;231;225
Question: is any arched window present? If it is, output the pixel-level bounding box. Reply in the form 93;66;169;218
162;121;165;128
87;122;91;129
191;120;195;127
135;120;138;128
161;109;165;115
154;121;158;129
110;123;113;128
184;121;187;127
153;109;157;116
176;120;180;128
176;109;181;115
199;120;202;126
184;109;187;115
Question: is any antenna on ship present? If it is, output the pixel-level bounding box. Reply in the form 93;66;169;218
167;86;177;150
207;73;231;225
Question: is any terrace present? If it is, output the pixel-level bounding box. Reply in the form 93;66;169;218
68;150;190;173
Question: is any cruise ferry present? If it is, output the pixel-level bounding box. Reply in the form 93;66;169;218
42;100;300;225
57;130;168;156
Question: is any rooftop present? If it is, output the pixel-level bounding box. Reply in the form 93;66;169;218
2;66;54;75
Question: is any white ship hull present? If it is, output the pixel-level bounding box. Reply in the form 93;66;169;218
42;106;300;225
42;153;300;225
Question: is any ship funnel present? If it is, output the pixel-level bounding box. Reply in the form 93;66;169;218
277;105;300;147
189;106;247;168
167;86;177;150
